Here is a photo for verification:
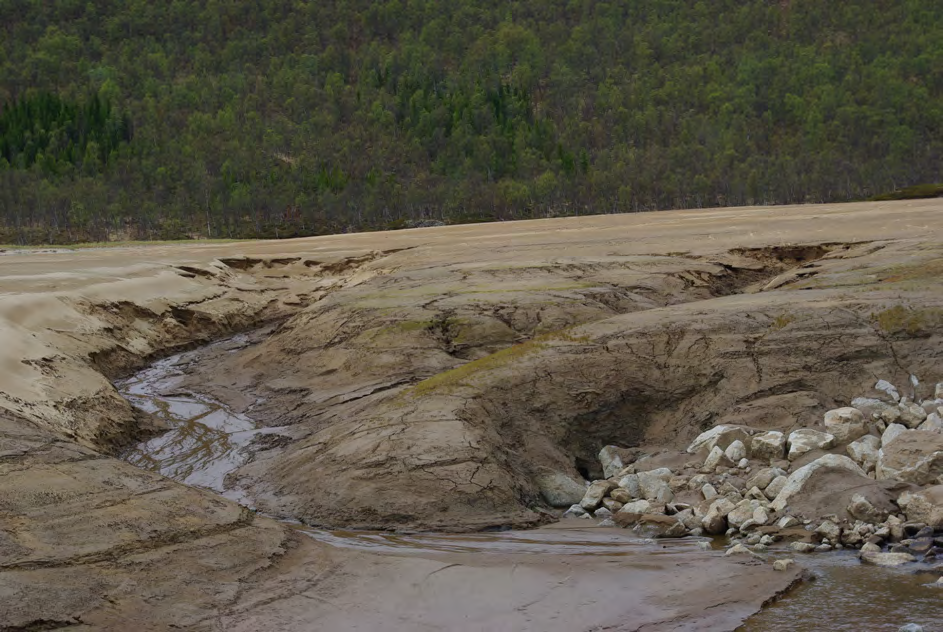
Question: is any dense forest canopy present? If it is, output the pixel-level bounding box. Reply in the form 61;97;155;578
0;0;941;243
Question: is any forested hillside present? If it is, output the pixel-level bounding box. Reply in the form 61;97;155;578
1;1;941;243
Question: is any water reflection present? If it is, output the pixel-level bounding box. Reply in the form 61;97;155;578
739;552;942;632
119;352;285;503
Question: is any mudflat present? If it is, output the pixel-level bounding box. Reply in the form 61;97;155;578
1;200;941;630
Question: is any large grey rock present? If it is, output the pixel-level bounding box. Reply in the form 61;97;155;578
609;487;633;504
580;480;617;510
875;379;901;402
918;412;943;434
771;454;867;512
617;473;641;498
750;431;786;462
897;486;943;529
764;475;788;500
638;471;675;503
824;407;868;443
598;445;626;478
860;552;916;567
787;429;836;461
876;430;943;485
535;471;587;507
847;493;890;524
846;435;881;472
687;425;752;456
633;514;687;539
701;497;737;535
746;467;785;490
619;499;653;515
881;423;909;447
727;500;761;529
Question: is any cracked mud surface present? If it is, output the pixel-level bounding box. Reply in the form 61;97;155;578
1;200;942;629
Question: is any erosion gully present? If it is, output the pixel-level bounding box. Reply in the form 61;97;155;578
117;338;941;632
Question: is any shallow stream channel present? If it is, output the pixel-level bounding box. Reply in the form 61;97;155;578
117;342;942;631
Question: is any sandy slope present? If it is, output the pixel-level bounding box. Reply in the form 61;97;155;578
1;199;941;629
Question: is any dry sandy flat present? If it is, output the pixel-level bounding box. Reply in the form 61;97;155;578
1;199;941;630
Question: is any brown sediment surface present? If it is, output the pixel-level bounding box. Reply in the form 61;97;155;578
2;199;943;629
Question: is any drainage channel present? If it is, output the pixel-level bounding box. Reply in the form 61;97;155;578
116;341;943;632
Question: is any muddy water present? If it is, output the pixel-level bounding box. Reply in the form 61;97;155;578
118;351;943;631
740;552;942;631
119;344;287;503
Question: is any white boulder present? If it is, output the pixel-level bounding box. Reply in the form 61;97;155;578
881;423;909;447
846;435;881;472
787;429;836;461
535;471;588;507
687;425;752;455
750;431;786;462
824;407;868;443
897;486;943;529
725;440;748;462
771;454;866;512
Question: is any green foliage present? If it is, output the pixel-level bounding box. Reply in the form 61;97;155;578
1;1;942;244
0;92;132;173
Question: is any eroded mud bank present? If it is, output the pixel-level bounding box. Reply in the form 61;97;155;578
3;201;943;629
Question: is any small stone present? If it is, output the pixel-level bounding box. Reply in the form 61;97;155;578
737;458;749;469
701;483;718;500
859;552;917;567
598;445;627;478
597;518;617;527
772;558;795;571
875;379;900;402
725;440;748;462
594;507;613;519
815;544;833;552
918;413;943;434
753;542;769;552
846;435;881;472
609;488;633;504
704;446;735;471
619;499;652;515
791;542;817;553
753;507;770;525
580;480;618;510
899;403;928;429
697;541;712;551
861;542;881;553
725;543;752;556
760;535;775;546
563;504;588;518
898;624;924;632
778;515;800;529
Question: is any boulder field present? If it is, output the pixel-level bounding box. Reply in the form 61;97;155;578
2;200;943;628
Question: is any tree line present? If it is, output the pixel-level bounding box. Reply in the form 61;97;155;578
0;0;941;244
